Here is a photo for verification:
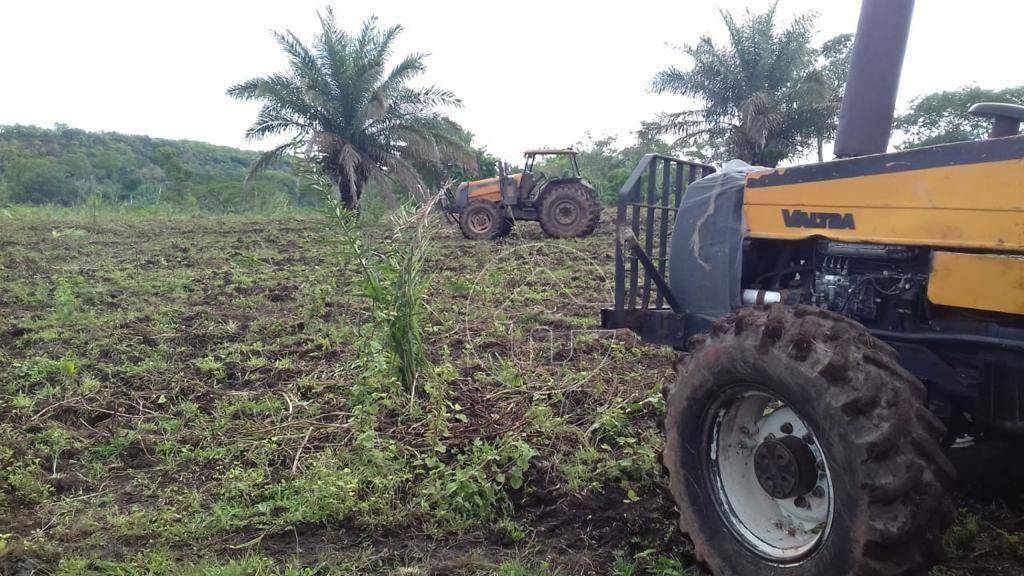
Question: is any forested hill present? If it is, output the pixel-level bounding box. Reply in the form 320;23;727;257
0;124;308;212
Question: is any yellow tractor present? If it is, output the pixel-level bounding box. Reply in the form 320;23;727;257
445;149;600;240
602;0;1024;574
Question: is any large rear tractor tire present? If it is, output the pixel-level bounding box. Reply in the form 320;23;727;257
459;200;512;240
536;182;600;238
664;305;955;576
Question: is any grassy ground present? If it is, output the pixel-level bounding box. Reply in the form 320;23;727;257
0;209;1022;575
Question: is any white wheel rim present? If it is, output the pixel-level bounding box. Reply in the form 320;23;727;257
469;211;492;233
707;388;835;563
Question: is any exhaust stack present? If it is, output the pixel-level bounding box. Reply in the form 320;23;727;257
833;0;915;158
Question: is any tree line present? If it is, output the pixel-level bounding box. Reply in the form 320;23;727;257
0;121;495;212
2;4;1021;212
0;124;301;212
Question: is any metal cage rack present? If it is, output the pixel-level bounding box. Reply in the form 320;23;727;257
601;154;715;346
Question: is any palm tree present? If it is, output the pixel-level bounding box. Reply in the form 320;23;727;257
800;34;853;162
228;8;473;209
646;3;851;167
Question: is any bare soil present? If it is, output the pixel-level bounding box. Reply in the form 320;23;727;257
0;211;1020;575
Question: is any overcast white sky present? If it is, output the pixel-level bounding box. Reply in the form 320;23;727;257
2;1;1023;162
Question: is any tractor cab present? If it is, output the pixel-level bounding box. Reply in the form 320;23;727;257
522;149;581;191
503;148;580;205
523;148;581;175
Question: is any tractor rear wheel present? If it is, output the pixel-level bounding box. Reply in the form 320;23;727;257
664;305;955;576
536;182;600;238
459;200;512;240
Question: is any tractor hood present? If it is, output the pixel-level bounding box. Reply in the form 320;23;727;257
453;174;522;210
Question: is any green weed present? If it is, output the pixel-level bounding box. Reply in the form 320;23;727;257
417;436;536;530
303;154;437;398
944;509;981;558
52;278;80;322
196;356;228;382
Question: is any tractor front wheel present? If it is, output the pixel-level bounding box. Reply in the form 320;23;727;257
664;305;955;576
536;183;600;238
459;200;511;240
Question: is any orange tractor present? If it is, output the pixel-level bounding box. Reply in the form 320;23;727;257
444;149;601;240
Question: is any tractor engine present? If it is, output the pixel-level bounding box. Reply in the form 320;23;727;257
808;240;928;328
745;239;932;332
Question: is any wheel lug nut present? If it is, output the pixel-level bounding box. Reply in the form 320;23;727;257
794;496;809;509
781;422;794;435
812;486;825;498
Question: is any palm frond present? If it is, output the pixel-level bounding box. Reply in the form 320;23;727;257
226;77;266;101
374;53;426;100
274;30;320;80
245;141;296;189
382;154;426;201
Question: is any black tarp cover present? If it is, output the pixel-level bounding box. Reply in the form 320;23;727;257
668;160;765;322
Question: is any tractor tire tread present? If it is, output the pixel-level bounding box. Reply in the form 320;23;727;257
536;182;601;238
458;200;508;240
664;304;955;576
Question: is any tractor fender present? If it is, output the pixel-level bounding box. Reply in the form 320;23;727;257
667;160;763;321
536;176;598;198
539;177;596;195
